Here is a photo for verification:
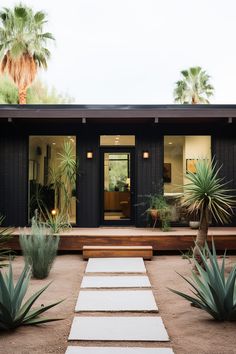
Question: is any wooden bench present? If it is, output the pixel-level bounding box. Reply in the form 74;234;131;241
83;245;153;260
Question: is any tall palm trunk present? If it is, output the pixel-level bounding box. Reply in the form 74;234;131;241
193;206;209;265
18;88;27;104
191;95;198;104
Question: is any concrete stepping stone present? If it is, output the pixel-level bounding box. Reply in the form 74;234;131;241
81;275;151;288
65;347;174;354
75;290;158;312
68;316;169;341
85;257;146;273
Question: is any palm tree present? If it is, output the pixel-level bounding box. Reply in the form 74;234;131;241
0;4;54;104
174;66;214;104
182;159;235;264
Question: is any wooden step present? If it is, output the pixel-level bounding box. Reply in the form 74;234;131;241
83;245;153;260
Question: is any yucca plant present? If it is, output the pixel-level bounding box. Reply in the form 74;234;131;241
20;217;59;279
0;263;63;330
182;159;235;262
169;240;236;321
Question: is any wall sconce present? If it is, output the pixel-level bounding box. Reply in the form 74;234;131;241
143;151;149;159
87;151;93;159
51;209;57;216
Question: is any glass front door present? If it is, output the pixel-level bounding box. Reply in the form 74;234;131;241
101;148;134;225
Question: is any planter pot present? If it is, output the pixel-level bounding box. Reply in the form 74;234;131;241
189;221;200;229
149;209;159;220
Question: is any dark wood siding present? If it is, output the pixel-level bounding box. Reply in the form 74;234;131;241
77;133;100;227
1;118;236;228
212;133;236;225
135;131;163;227
0;131;28;226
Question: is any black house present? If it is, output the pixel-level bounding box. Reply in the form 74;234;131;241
0;104;235;227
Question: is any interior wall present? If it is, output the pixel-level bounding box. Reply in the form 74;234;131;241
164;146;183;193
184;136;211;160
184;136;211;185
164;136;211;193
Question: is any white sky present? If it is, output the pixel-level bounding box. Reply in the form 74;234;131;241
1;0;236;103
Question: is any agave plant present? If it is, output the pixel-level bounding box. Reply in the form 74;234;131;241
0;263;63;330
169;240;236;321
20;216;59;279
182;159;235;262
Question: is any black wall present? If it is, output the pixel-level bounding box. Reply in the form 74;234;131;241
77;132;100;227
135;131;163;226
1;121;236;227
0;129;28;226
212;132;236;225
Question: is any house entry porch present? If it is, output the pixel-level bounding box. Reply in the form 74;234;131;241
7;226;236;252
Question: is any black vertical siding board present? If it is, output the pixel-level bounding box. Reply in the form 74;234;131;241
0;132;28;226
135;132;163;227
212;134;236;225
77;133;100;227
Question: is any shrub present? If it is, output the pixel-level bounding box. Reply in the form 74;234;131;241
20;217;59;279
169;240;236;321
143;194;171;230
0;263;63;330
0;215;13;266
44;209;71;234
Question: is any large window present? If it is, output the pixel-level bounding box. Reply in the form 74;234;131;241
28;136;76;223
164;136;211;224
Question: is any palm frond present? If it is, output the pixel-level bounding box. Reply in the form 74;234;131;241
0;5;54;90
173;66;214;104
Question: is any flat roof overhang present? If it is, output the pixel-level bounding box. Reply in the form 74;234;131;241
0;104;236;123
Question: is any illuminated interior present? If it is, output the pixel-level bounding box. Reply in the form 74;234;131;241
28;136;76;224
164;135;211;223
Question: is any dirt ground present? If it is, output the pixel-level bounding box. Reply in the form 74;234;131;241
0;254;236;354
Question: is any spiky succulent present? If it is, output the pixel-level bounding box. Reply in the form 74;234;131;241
183;159;235;224
169;240;236;321
0;215;13;266
0;263;63;330
20;216;59;279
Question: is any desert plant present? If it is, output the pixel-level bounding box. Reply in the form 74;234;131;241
144;194;171;230
47;141;78;223
0;215;13;266
169;240;236;321
174;66;214;104
20;216;59;279
182;159;235;262
0;263;63;330
44;209;71;234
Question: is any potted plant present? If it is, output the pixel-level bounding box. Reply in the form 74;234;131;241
145;194;171;230
189;209;200;229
